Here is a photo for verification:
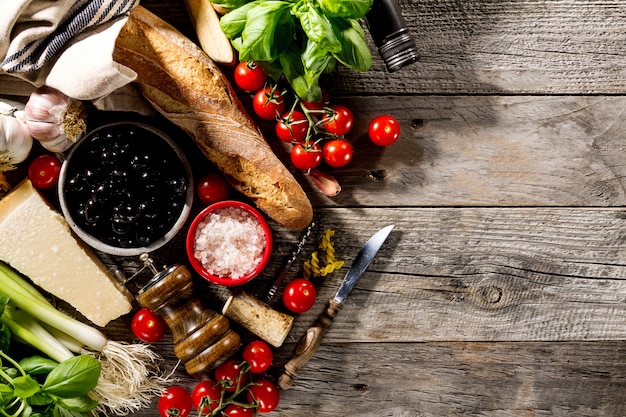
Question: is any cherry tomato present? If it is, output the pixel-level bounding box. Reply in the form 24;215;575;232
282;278;317;313
191;380;222;414
214;359;249;392
222;404;255;417
247;379;280;413
234;61;267;92
322;139;353;168
196;172;230;205
322;104;354;136
158;386;193;417
301;89;330;111
276;110;309;143
242;340;273;373
131;308;167;343
368;115;401;146
28;154;61;189
290;143;322;171
253;86;285;120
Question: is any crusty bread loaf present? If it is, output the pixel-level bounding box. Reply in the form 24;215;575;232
113;6;312;230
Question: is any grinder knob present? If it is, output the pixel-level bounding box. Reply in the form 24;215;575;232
137;264;240;375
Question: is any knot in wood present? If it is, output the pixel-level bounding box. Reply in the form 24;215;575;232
472;281;506;310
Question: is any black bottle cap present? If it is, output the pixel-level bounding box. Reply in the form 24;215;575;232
366;0;419;72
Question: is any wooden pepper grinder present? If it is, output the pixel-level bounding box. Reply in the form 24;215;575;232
136;259;241;376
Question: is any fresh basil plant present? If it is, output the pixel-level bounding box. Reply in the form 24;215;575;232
218;0;374;102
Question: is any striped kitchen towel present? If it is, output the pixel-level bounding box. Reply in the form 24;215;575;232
1;0;139;100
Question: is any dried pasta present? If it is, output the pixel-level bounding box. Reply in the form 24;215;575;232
303;229;344;279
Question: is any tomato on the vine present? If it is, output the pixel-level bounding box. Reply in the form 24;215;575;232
368;115;400;146
322;104;354;136
131;308;167;343
28;154;61;189
253;86;285;120
234;61;267;92
282;278;317;313
191;380;222;415
158;386;193;417
222;404;255;417
247;379;280;413
301;89;330;111
242;340;273;373
214;359;249;392
196;172;231;205
290;143;322;170
276;110;309;143
323;139;353;168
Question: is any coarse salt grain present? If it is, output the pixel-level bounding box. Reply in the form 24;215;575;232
193;206;266;279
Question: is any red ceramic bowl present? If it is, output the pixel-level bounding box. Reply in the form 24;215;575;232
186;200;272;286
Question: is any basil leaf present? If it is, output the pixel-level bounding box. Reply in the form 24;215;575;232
279;45;317;102
294;3;341;53
239;1;294;62
53;404;92;417
220;2;256;39
213;0;252;8
56;395;99;412
0;383;14;407
317;0;373;19
330;17;372;71
42;355;100;398
302;39;333;87
19;356;58;376
29;391;54;406
13;375;40;399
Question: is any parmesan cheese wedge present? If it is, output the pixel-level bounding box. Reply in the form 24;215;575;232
0;179;133;327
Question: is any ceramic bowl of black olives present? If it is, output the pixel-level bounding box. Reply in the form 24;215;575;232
58;121;194;256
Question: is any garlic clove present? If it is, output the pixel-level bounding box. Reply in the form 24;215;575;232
0;114;33;169
24;86;88;147
308;169;342;197
40;135;73;153
23;120;61;142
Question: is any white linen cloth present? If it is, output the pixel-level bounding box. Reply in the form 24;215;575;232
0;0;139;101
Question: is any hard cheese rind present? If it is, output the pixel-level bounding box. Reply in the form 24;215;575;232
0;180;132;327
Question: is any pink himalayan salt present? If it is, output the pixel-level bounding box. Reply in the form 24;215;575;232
193;206;266;279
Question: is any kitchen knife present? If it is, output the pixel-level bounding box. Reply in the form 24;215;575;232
277;224;395;390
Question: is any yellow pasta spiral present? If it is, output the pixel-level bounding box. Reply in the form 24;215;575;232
303;229;344;279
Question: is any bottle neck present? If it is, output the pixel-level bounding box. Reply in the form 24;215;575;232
365;0;419;72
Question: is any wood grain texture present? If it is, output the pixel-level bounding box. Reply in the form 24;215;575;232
281;207;626;343
330;0;626;95
3;0;626;415
301;95;626;208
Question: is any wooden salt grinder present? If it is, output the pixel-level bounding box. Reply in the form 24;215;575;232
137;264;241;376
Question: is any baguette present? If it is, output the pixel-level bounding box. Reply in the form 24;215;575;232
113;6;313;230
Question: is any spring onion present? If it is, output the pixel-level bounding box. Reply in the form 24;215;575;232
0;261;170;415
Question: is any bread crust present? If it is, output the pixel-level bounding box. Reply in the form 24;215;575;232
113;6;312;230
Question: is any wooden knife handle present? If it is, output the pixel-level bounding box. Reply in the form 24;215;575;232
278;299;343;390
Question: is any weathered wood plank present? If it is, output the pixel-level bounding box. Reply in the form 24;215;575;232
300;95;626;208
268;341;626;417
330;0;626;95
261;206;626;343
120;340;626;417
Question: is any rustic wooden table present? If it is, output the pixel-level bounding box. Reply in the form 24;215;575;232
5;0;626;416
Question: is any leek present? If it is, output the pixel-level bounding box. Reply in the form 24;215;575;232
0;261;170;415
1;304;74;363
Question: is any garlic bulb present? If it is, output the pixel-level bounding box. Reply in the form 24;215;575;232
0;113;33;170
25;86;88;153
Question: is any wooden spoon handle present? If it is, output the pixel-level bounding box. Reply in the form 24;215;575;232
278;299;343;390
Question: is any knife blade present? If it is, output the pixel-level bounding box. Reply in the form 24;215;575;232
277;224;395;390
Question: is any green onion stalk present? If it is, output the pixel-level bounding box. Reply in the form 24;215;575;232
0;261;171;416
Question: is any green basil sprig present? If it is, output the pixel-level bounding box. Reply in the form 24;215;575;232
0;297;101;417
218;0;373;102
